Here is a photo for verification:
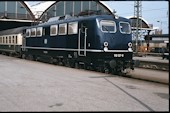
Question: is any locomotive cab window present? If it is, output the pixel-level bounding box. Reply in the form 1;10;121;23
37;27;43;37
50;25;58;36
68;22;78;35
59;23;67;35
100;20;116;33
119;22;131;34
31;28;36;37
26;29;31;37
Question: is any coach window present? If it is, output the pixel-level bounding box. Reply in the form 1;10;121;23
50;25;58;36
100;20;116;33
26;29;31;37
37;27;43;37
12;36;15;44
5;37;8;44
15;36;18;44
59;23;67;35
68;22;78;35
9;36;11;44
2;37;4;44
119;22;131;34
31;28;36;37
0;37;1;44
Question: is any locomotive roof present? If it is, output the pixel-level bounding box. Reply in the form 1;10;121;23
0;26;27;36
31;15;130;28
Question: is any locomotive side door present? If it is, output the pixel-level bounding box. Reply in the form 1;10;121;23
78;22;88;56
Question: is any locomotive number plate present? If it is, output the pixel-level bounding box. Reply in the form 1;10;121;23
114;54;124;57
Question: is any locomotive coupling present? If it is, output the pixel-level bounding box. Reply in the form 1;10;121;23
109;60;116;68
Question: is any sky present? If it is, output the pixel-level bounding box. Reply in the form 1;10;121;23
27;1;169;34
103;1;169;34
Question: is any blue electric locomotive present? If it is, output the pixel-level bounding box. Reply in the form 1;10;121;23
22;14;134;74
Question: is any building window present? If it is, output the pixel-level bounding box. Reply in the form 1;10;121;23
31;28;36;37
50;25;58;36
26;29;31;37
68;22;78;35
37;27;43;37
59;23;67;35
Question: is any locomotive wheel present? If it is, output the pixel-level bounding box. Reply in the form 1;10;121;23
9;52;13;57
75;62;79;69
69;60;75;68
27;55;34;61
21;54;26;59
63;59;71;67
49;57;54;64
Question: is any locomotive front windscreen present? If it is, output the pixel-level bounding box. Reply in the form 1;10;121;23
119;22;131;34
100;20;116;33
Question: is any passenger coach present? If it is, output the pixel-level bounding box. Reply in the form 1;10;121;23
0;27;25;56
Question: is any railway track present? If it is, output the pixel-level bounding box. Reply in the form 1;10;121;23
134;60;169;72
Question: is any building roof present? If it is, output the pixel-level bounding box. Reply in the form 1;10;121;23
24;1;55;18
24;1;114;19
127;16;154;31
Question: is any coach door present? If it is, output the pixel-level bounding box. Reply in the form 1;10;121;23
78;22;88;56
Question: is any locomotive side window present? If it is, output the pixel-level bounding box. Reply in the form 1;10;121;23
100;20;116;33
26;29;31;37
119;22;131;34
59;23;67;35
31;28;36;37
50;25;58;36
68;22;78;35
37;27;43;37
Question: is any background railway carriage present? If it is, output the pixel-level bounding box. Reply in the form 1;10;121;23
22;15;134;74
0;27;25;56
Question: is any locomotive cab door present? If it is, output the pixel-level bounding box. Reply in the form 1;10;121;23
78;22;88;56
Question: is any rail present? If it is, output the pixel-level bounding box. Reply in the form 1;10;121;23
133;58;169;71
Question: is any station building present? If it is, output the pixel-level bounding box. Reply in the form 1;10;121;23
0;1;35;31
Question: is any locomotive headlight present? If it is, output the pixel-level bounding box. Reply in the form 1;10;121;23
128;48;133;52
104;42;108;47
128;42;132;48
104;47;108;51
103;42;109;52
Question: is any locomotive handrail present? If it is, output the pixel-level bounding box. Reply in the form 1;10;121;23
78;28;87;57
